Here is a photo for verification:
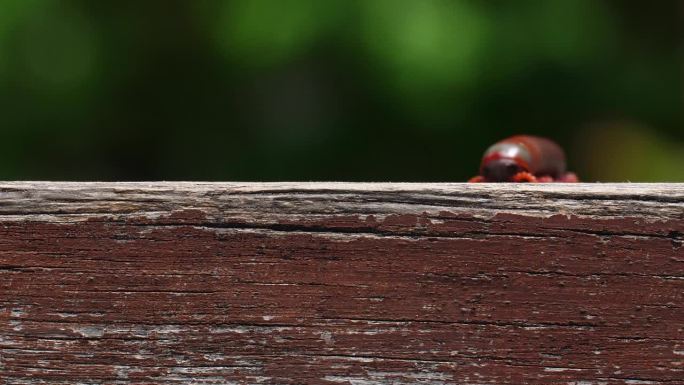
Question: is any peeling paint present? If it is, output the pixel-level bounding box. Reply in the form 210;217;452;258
1;182;682;384
70;325;105;338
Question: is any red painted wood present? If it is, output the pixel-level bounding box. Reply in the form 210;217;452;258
0;183;682;384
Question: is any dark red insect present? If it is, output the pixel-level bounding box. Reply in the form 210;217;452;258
469;135;578;183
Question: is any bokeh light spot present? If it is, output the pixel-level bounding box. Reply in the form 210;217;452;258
216;0;342;68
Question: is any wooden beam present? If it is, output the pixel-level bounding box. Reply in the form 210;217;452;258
1;182;682;384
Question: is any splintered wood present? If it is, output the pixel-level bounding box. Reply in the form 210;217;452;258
0;182;682;384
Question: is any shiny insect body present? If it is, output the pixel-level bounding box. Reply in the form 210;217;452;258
469;135;578;183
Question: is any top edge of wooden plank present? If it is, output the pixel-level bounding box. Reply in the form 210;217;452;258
0;181;683;191
0;182;681;223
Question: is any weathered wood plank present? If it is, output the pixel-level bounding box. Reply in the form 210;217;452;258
0;182;682;384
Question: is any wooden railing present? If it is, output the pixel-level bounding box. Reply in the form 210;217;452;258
1;182;682;384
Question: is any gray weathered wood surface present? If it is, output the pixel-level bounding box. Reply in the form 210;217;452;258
0;182;682;384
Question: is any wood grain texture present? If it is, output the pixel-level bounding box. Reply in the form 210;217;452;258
0;182;682;385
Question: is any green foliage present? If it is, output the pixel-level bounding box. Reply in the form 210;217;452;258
216;0;342;68
0;0;680;181
361;0;490;88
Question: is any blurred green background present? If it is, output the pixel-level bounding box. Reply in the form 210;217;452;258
0;0;681;181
